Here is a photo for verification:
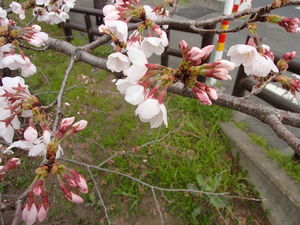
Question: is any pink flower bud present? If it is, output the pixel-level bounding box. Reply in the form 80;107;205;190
63;174;78;188
291;78;300;91
203;68;232;80
179;40;189;52
31;25;41;32
188;47;204;65
146;63;164;70
59;117;75;131
22;202;38;225
69;169;88;194
201;45;214;59
72;120;88;132
60;184;84;204
32;180;44;196
24;126;38;142
283;51;297;62
5;158;21;170
37;204;48;222
68;192;84;204
206;87;218;100
279;17;300;33
215;60;235;71
194;89;212;105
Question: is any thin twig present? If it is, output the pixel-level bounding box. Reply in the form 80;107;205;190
87;167;112;225
60;158;262;201
52;56;76;132
139;131;172;149
216;208;229;225
151;188;165;225
25;15;36;26
97;153;118;167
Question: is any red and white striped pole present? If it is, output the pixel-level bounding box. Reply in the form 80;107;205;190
209;0;241;85
214;0;241;61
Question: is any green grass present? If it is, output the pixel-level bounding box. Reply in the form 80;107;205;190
240;131;300;185
2;23;269;224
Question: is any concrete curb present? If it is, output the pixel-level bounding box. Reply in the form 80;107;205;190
221;122;300;225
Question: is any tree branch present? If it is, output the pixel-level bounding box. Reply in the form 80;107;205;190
266;113;300;153
60;157;262;202
44;36;300;154
87;167;112;225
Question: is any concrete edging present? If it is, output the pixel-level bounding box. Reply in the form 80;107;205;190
221;122;300;225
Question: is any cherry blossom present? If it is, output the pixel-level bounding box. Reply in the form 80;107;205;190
4;129;63;158
227;44;279;77
135;98;168;128
10;2;25;20
99;20;128;43
0;7;9;25
124;84;145;105
32;0;76;24
107;52;130;72
140;37;167;58
122;47;148;83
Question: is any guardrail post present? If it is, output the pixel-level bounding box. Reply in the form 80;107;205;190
62;21;73;42
161;29;170;67
84;14;95;43
232;66;247;97
198;24;216;83
94;0;105;25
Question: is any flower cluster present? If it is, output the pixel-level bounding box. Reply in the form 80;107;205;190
99;0;172;127
0;77;38;143
275;51;300;103
100;1;169;53
22;180;49;225
178;40;235;105
8;0;76;24
264;14;300;33
0;11;48;77
5;115;87;159
3;114;88;225
30;0;75;24
22;163;88;225
115;47;170;128
277;75;300;103
100;1;239;127
58;166;88;203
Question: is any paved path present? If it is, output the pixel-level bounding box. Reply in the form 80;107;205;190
70;0;300;155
